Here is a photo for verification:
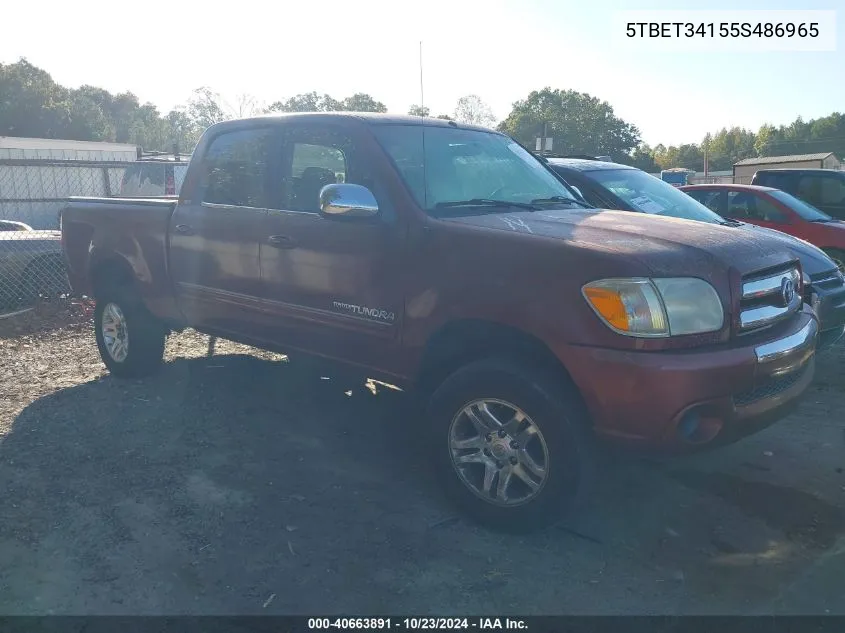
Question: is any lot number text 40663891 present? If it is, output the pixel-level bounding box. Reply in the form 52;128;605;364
307;618;528;630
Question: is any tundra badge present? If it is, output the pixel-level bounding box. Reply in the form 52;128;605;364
332;301;395;323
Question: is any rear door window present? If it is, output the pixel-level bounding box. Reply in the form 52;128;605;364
201;128;275;208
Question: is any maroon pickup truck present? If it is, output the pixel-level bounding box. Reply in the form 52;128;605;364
61;114;818;532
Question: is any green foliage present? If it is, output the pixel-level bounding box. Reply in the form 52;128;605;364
500;87;641;158
341;93;387;113
267;92;337;113
618;144;659;172
267;91;386;113
652;143;704;171
626;114;845;173
4;57;845;169
0;58;202;152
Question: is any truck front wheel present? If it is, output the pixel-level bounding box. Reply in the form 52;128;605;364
94;289;166;378
428;358;595;533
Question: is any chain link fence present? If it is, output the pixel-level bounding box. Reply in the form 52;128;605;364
0;159;133;325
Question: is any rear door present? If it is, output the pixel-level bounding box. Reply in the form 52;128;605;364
257;121;405;372
169;126;279;332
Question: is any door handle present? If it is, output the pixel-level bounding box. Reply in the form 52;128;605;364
174;224;194;235
267;235;297;249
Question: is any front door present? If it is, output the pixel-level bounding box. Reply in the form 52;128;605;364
169;126;278;332
257;122;405;374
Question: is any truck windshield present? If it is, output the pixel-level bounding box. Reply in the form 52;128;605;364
588;169;724;224
371;124;579;214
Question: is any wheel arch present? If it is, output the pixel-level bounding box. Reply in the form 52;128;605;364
415;318;577;399
89;253;138;298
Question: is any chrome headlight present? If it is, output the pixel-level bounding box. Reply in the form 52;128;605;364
582;277;724;337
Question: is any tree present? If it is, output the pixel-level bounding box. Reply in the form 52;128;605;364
341;93;387;112
233;93;266;118
500;88;640;157
408;104;430;117
268;92;386;113
622;144;659;172
63;86;114;141
704;126;756;171
186;87;231;130
653;143;704;171
453;94;496;127
0;58;69;138
164;110;201;153
267;91;326;113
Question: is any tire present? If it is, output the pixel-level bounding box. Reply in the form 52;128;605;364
94;288;166;378
428;358;595;533
822;248;845;272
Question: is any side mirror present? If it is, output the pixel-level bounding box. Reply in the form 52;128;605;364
319;183;379;219
570;185;585;201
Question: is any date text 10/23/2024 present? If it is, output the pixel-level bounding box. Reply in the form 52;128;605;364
307;618;528;630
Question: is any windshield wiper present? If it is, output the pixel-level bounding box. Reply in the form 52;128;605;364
433;199;541;213
530;196;593;208
810;219;835;223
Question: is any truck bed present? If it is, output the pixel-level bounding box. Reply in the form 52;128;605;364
60;197;180;321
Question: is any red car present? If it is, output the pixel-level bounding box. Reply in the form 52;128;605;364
681;184;845;270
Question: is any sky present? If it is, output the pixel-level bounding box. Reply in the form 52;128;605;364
1;0;843;147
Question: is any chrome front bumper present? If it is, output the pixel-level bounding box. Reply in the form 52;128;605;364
755;317;818;377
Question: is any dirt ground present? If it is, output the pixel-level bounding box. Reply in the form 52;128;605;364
1;312;844;615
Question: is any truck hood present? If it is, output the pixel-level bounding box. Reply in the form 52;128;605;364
443;208;797;278
738;223;837;276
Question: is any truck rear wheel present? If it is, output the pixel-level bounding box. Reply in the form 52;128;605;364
428;358;594;533
94;289;166;378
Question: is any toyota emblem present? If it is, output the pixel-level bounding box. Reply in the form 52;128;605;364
781;277;796;306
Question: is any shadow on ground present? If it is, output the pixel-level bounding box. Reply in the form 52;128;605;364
1;351;843;615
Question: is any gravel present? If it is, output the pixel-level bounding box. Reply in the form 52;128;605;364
1;315;844;615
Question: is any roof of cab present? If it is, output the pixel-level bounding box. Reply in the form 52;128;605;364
206;112;501;134
546;157;636;172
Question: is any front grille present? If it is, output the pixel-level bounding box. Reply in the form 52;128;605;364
739;264;802;334
733;361;810;407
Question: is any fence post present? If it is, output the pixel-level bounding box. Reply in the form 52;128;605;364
102;166;112;197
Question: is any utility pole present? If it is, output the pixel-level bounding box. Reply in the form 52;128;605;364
536;122;552;155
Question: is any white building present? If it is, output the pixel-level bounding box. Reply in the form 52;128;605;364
0;137;139;228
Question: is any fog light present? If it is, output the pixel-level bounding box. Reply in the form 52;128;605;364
677;409;723;444
678;411;700;440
